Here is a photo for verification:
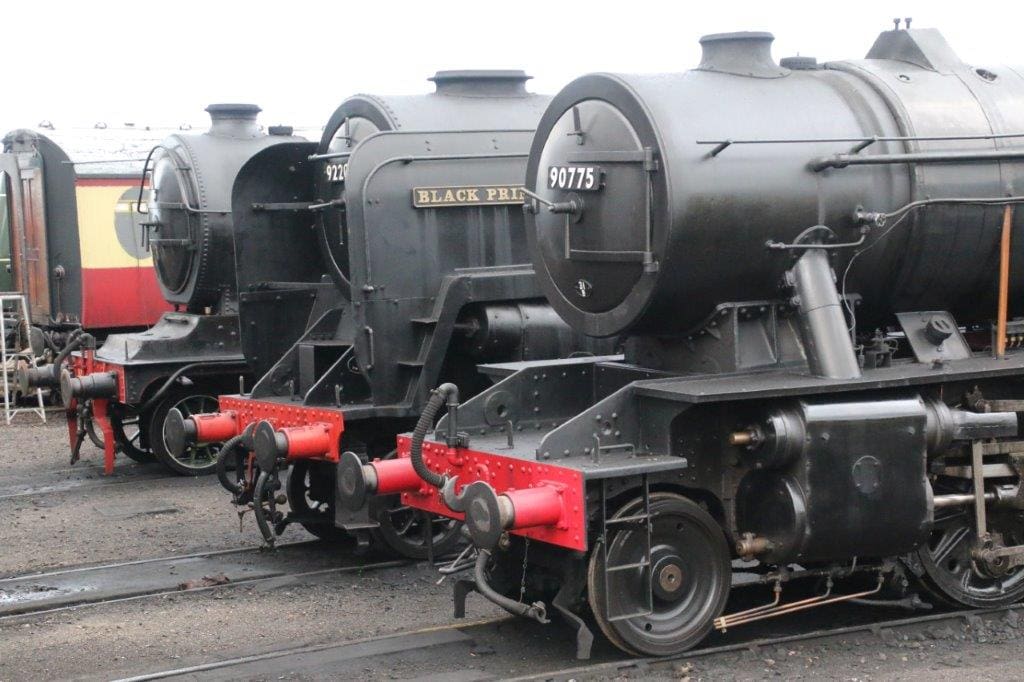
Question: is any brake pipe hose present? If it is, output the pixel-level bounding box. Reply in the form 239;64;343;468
215;433;247;495
473;549;548;623
409;383;460;488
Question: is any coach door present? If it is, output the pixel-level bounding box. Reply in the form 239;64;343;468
17;163;51;322
0;171;12;291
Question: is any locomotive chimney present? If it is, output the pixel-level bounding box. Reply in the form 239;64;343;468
429;70;531;97
205;103;262;138
698;32;786;77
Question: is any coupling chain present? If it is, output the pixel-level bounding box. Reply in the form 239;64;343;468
519;538;530;603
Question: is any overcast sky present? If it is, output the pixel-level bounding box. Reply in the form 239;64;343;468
4;1;1023;133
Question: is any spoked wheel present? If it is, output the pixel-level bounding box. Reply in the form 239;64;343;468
913;480;1024;608
111;411;153;463
587;492;731;656
150;389;221;475
286;460;351;543
86;409;153;463
370;494;463;560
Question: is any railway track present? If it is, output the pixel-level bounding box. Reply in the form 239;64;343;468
112;600;1023;681
113;618;511;682
0;541;404;621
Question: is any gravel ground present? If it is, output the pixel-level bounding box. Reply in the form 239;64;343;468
3;418;1024;681
0;416;304;576
0;418;502;681
0;563;502;681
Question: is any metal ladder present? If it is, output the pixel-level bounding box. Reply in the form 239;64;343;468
599;473;654;622
1;293;46;424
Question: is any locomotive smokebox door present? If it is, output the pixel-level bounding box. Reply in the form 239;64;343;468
735;398;931;564
530;89;661;338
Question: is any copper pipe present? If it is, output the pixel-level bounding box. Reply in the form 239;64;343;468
714;575;883;632
716;586;833;631
713;581;782;628
996;205;1014;358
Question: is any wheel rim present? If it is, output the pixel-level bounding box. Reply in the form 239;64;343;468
915;487;1024;607
86;410;150;460
112;413;149;459
161;394;220;470
286;461;340;533
86;416;106;449
371;495;462;559
588;493;730;656
288;464;325;517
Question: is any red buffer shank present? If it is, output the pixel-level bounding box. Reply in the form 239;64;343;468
391;436;587;552
371;457;423;494
193;411;240;443
335;453;423;511
503;485;565;530
458;481;567;550
280;423;333;460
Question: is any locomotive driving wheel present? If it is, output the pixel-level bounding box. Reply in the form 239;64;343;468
912;479;1024;608
285;460;351;543
587;492;731;656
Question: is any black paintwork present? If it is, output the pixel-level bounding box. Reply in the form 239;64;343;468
526;29;1024;340
247;129;608;426
149;106;303;312
231;142;331;379
88;108;304;409
424;30;1024;592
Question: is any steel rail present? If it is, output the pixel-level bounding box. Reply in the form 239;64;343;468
0;558;409;623
111;615;513;682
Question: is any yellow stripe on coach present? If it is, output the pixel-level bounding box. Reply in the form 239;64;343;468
76;183;154;269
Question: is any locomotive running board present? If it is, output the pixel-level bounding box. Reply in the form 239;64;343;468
633;351;1024;405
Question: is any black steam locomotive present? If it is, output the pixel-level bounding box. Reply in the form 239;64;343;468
340;27;1024;657
171;72;609;556
32;106;308;475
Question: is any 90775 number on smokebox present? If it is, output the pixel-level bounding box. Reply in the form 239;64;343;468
547;165;602;191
